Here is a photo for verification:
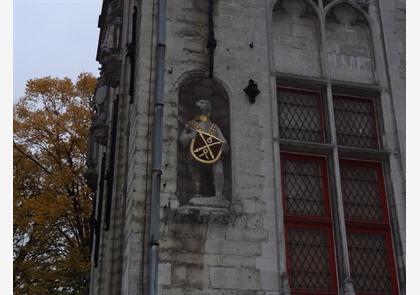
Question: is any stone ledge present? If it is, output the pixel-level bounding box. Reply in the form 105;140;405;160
166;197;243;224
171;205;231;224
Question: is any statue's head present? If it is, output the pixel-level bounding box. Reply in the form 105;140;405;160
195;99;211;116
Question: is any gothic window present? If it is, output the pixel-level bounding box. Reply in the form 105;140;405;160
278;87;399;295
281;153;338;294
273;0;402;292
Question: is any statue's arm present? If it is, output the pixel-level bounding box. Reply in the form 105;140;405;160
216;126;229;153
179;122;196;147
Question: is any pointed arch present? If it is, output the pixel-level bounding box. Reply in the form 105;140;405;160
324;0;372;24
272;0;322;77
324;1;376;83
272;0;320;16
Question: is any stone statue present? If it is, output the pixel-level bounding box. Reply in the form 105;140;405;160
179;99;229;208
91;76;109;146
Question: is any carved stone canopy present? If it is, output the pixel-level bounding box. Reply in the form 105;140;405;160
92;122;109;146
102;55;122;88
90;79;110;146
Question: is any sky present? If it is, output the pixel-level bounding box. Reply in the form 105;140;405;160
14;0;102;100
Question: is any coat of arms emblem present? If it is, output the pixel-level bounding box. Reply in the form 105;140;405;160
188;121;224;164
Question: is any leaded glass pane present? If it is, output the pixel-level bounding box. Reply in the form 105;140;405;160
340;164;383;222
287;228;332;291
348;232;392;294
278;89;323;142
334;96;379;149
283;159;325;216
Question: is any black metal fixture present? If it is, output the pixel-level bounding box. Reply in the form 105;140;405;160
243;79;260;104
207;0;217;78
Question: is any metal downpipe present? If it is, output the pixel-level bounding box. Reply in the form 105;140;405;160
148;0;166;294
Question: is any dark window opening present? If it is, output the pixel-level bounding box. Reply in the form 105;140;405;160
105;97;119;231
94;152;107;267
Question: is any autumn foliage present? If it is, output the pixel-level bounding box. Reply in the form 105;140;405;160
13;73;97;294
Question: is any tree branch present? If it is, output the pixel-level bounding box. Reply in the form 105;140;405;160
13;142;51;174
53;224;76;248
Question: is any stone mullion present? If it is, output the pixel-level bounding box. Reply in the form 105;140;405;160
318;2;355;294
319;1;355;295
265;0;291;294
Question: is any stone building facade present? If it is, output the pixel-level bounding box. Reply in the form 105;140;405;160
86;0;406;294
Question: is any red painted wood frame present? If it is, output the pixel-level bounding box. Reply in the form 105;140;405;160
277;86;326;143
281;153;338;295
340;159;399;295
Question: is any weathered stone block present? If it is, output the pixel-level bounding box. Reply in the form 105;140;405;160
158;263;172;286
210;267;260;290
226;227;268;242
186;265;210;289
204;240;262;257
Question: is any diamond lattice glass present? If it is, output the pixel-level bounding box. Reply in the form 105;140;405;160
287;227;333;291
348;232;392;294
340;164;384;222
283;159;325;217
278;88;324;143
334;96;379;149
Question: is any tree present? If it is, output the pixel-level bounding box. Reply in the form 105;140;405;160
13;73;97;294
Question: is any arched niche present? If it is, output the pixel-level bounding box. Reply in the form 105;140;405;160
272;0;322;77
325;3;375;83
177;75;232;205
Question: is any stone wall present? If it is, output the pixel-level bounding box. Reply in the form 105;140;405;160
158;0;281;293
376;0;406;289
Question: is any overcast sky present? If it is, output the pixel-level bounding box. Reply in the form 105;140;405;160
14;0;102;100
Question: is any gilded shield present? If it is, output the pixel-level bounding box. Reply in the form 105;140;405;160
190;130;224;164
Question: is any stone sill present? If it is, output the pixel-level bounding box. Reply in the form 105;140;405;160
166;197;243;224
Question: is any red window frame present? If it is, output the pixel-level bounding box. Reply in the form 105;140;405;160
345;228;399;295
281;153;338;295
340;159;390;226
281;153;331;222
284;223;338;295
340;159;399;295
